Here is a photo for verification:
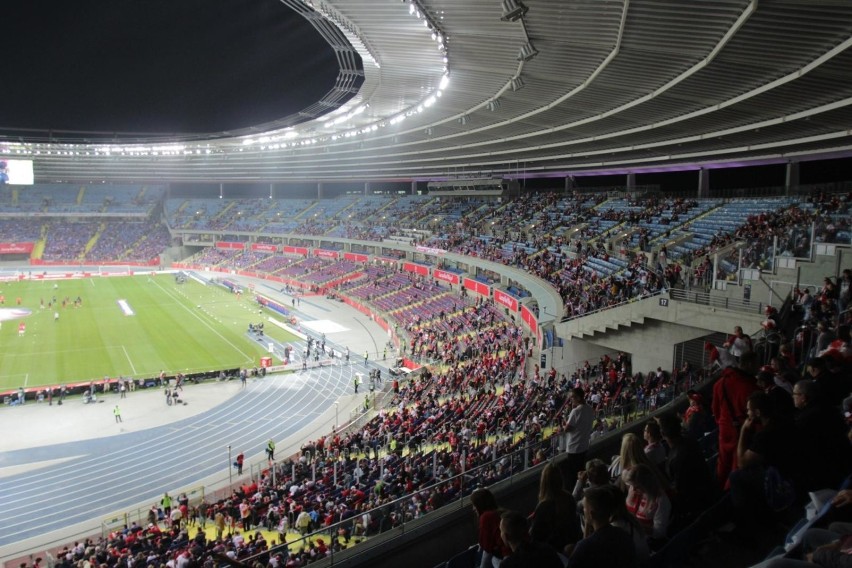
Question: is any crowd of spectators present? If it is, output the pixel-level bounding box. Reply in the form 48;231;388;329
9;189;852;568
84;220;172;263
28;244;723;567
458;319;851;568
0;218;41;242
39;334;700;568
41;222;101;261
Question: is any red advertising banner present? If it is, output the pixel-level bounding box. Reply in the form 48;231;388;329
403;262;429;276
0;242;34;254
215;241;245;250
463;277;490;297
520;304;538;334
493;289;519;312
282;246;309;256
433;268;460;285
313;249;340;259
251;243;278;253
344;252;369;262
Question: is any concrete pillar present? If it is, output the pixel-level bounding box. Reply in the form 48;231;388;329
269;183;274;199
698;168;710;198
365;182;371;196
626;172;636;192
318;182;324;199
411;181;418;195
219;183;224;199
565;176;576;194
785;161;800;196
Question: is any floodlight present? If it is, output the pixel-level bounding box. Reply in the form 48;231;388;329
500;0;528;22
518;42;538;62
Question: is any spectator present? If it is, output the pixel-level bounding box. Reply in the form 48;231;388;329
530;462;581;559
712;351;760;485
566;485;638;568
559;387;595;488
605;484;650;563
471;488;507;568
729;391;796;535
609;433;666;491
642;421;667;469
763;524;852;566
724;325;754;359
624;463;672;545
683;390;712;439
498;510;562;568
657;413;716;530
792;380;852;493
806;355;852;409
755;367;795;424
572;458;609;513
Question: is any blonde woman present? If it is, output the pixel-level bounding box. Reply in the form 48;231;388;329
610;433;667;490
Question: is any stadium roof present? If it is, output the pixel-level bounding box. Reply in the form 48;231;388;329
3;0;852;183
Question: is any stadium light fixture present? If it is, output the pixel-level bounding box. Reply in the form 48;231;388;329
500;0;528;22
518;42;538;62
510;76;525;91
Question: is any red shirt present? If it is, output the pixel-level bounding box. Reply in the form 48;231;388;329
478;510;507;557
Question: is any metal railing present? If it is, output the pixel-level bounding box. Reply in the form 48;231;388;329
4;364;711;568
669;287;767;315
242;434;559;566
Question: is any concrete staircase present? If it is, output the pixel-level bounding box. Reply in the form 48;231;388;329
561;291;766;340
562;295;656;340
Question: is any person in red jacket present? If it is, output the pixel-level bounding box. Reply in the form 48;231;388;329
712;351;759;486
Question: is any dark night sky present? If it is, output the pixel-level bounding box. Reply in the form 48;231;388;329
0;0;344;137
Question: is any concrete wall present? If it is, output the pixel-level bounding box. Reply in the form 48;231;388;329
582;318;711;374
551;295;765;374
544;337;617;376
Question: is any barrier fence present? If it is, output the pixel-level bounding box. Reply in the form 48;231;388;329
3;365;708;568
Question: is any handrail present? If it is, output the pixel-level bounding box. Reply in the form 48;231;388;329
669;287;766;315
2;368;708;568
239;375;707;566
560;288;665;324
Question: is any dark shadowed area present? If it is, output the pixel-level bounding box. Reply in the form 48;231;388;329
0;0;343;136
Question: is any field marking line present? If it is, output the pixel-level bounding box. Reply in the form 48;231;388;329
0;345;139;358
91;279;95;287
121;345;138;375
24;373;29;386
150;279;255;361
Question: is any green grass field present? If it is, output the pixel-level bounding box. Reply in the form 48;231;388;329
0;274;298;390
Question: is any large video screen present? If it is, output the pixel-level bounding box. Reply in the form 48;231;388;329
0;159;34;185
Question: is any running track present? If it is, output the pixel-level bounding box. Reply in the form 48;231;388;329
0;361;359;548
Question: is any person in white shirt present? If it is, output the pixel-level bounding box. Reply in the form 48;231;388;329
560;387;596;488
